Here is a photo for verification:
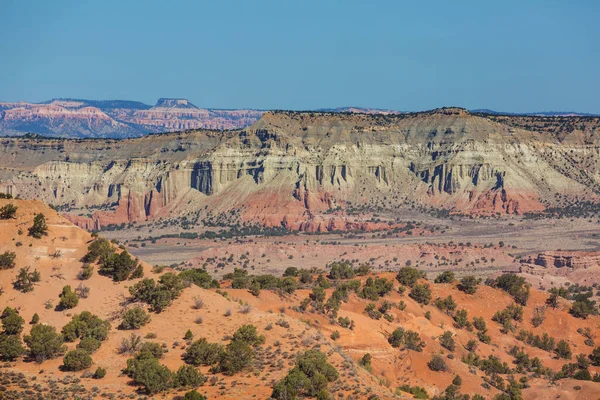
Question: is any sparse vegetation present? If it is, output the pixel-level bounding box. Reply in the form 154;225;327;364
28;213;48;238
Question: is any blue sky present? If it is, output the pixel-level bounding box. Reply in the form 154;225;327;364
1;0;598;112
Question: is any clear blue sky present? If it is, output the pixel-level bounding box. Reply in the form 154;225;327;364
1;0;598;113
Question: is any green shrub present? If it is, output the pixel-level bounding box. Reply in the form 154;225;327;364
61;311;110;342
134;341;164;359
435;295;457;314
30;313;39;324
0;333;25;360
28;213;48;239
76;337;102;353
590;346;600;366
93;366;107;379
388;328;405;348
409;283;432;305
129;273;184;312
100;250;139;281
555;340;572;359
283;267;299;277
183;390;207;400
183;338;224;366
440;331;456;351
62;349;92;371
0;203;17;219
119;308;151;330
0;251;16;270
387;327;424;351
396;266;425;287
231;324;265;346
78;263;94;280
428;354;447;371
397;384;429;399
130;264;144;279
489;274;530;305
213;338;254;375
24;324;66;362
58;285;79;310
125;354;174;394
12;267;40;292
457;276;481;294
1;307;24;335
174;365;207;388
272;350;338;399
360;277;394;300
364;303;382;320
83;238;113;263
570;300;596;319
434;271;455;284
328;262;356;280
178;268;220;288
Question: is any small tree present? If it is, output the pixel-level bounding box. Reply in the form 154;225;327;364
213;339;254;375
388;328;405;348
58;285;79;310
93;366;107;379
62;349;92;371
62;311;110;342
0;204;17;219
126;356;174;394
183;338;224;366
28;213;48;239
0;333;25;360
428;354;448;371
174;365;206;388
0;251;17;270
231;324;265;346
440;331;456;351
457;276;481;295
409;284;432;305
396;266;425;287
119;308;151;330
570;300;595;319
272;350;338;399
76;337;102;353
589;346;600;366
13;267;40;292
555;340;572;359
24;323;66;362
1;307;25;335
78;264;94;280
452;375;462;386
183;390;207;400
434;271;455;284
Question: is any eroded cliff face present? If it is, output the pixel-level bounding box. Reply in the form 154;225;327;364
0;98;263;138
1;108;599;231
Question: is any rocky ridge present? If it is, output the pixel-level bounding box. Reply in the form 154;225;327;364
1;108;600;231
0;98;263;138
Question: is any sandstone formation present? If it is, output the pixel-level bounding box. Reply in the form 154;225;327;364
520;251;600;286
0;98;263;138
1;108;599;231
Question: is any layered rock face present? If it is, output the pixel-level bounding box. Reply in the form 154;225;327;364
521;252;600;270
1;108;599;231
0;98;263;138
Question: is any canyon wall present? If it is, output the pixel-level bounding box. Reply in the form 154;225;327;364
1;108;599;231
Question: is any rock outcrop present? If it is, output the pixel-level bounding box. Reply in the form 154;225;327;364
0;98;263;138
1;108;600;230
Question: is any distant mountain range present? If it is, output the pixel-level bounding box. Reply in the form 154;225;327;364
470;109;599;117
0;98;264;138
0;98;597;139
